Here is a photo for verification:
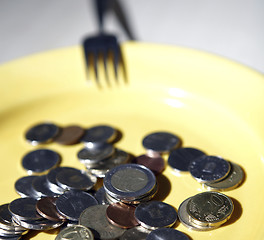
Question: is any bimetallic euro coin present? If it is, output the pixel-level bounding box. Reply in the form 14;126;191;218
203;162;244;191
186;191;234;227
79;205;126;240
189;155;231;183
25;122;60;145
104;164;156;202
55;225;94;240
134;201;177;230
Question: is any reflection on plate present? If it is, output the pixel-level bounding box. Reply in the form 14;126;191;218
0;43;264;239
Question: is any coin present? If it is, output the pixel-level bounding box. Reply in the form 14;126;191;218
186;191;234;227
12;216;63;230
120;226;150;240
81;125;117;146
134;201;177;230
203;162;244;191
14;176;40;198
146;228;190;240
132;154;165;175
189;155;231;183
56;168;97;191
36;197;67;222
142;131;180;153
55;190;98;221
55;225;94;240
8;198;42;221
32;175;59;198
22;149;61;175
168;147;205;173
79;205;126;240
77;143;115;166
54;125;85;145
178;197;216;231
25;122;60;145
104;164;156;202
106;203;139;229
94;187;109;205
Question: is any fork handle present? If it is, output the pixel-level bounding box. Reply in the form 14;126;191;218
94;0;108;33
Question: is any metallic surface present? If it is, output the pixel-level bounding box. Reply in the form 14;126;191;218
186;192;234;227
94;187;109;205
104;164;156;202
54;125;85;145
132;154;165;175
178;197;217;231
36;197;67;222
106;203;139;229
55;225;94;240
25;122;60;145
21;149;61;175
146;228;190;240
134;201;177;230
142;131;180;153
8;198;41;221
77;143;115;165
55;190;98;221
168;147;205;172
203;162;244;191
79;205;126;240
14;176;40;198
32;175;59;198
120;226;150;240
81;125;117;145
189;155;231;183
56;168;97;191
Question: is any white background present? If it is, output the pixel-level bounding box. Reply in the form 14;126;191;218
0;0;263;73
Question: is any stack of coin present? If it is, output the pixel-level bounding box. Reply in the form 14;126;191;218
178;191;234;231
103;164;158;205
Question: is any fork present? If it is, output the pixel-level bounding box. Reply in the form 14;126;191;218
82;0;126;87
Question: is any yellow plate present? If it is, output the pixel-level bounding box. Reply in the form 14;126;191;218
0;42;264;239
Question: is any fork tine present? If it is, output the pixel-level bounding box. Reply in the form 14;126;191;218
112;45;120;82
102;49;111;87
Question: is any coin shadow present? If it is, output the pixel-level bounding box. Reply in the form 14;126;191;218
112;128;123;144
237;164;247;189
153;174;171;201
222;197;242;227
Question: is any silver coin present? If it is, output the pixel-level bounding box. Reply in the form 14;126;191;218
146;228;190;240
32;175;60;198
134;201;177;230
8;198;41;221
12;215;63;230
25;122;60;145
120;226;150;240
77;143;115;165
142;132;180;153
0;236;22;240
46;167;72;194
186;191;234;227
0;204;26;232
86;149;129;178
0;228;26;236
56;190;98;221
104;164;156;202
203;162;244;191
55;225;94;240
22;149;61;175
189;155;231;183
81;125;117;145
14;176;40;199
56;168;97;191
79;205;126;240
178;197;217;231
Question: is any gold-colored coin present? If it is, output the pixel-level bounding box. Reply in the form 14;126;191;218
186;191;234;228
